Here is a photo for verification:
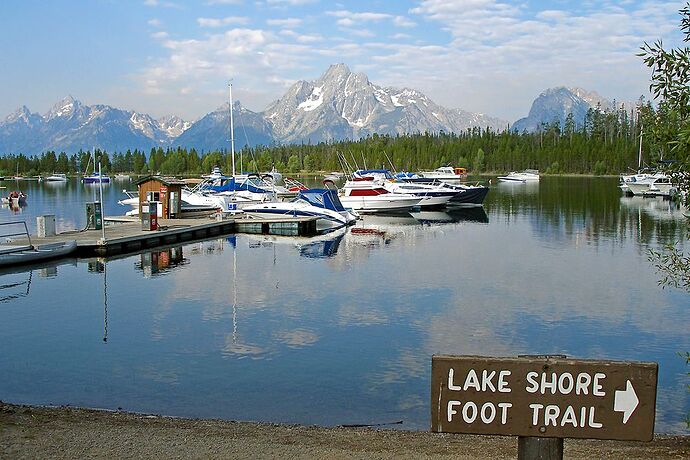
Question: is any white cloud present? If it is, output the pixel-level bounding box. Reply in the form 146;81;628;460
148;18;162;27
266;18;303;28
143;0;181;8
132;0;685;120
151;31;169;40
205;0;243;4
197;16;251;27
266;0;318;5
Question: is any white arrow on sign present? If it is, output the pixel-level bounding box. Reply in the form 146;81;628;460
614;380;639;424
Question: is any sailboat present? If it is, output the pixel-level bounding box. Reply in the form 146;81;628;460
619;121;652;194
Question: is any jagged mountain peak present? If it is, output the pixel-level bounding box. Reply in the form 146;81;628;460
5;106;35;123
48;95;79;115
512;86;612;132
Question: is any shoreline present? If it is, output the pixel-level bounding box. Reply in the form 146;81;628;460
2;402;688;459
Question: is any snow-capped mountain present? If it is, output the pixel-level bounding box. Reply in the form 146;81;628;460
263;63;508;143
0;96;190;155
512;87;615;132
1;65;628;155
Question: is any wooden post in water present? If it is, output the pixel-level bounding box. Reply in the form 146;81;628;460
517;436;563;460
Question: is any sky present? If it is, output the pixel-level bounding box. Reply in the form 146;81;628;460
0;0;685;123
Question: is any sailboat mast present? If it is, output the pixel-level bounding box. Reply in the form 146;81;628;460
638;124;643;170
229;81;236;177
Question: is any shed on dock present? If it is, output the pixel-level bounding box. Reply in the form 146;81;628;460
134;176;187;219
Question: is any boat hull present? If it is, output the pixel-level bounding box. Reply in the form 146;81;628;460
448;186;490;205
339;195;421;213
0;241;78;268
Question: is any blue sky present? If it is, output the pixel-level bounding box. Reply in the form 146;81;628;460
0;0;685;122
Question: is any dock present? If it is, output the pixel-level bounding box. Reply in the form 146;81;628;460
6;214;320;258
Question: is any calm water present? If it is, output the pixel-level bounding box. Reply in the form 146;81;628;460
1;176;689;433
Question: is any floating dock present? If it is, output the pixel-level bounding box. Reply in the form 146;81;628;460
7;214;320;258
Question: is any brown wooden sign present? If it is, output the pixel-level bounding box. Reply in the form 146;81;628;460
431;355;658;441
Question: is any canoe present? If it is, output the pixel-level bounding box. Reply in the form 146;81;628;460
0;240;78;267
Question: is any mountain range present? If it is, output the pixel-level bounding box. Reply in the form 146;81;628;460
0;64;625;155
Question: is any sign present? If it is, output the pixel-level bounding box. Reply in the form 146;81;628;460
431;355;657;441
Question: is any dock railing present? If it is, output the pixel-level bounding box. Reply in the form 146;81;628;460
0;221;32;252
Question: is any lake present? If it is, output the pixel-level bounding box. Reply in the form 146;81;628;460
0;175;689;433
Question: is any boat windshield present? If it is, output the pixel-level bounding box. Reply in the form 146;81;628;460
298;189;347;212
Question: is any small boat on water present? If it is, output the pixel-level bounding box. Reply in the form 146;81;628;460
2;191;27;206
45;173;68;182
0;221;77;268
0;241;78;267
418;166;468;181
497;169;540;183
82;172;111;183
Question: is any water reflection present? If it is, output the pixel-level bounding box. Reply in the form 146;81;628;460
0;271;31;302
136;247;187;277
0;177;688;432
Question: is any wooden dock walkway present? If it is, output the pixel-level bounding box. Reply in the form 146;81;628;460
7;214;320;258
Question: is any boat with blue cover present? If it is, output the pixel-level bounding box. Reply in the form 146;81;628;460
243;188;359;230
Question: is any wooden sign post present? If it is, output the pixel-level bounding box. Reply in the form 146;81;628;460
431;355;658;458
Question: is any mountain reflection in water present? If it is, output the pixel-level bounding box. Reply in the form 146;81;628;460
0;176;688;433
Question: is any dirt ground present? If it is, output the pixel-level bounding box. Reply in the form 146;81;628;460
1;402;688;459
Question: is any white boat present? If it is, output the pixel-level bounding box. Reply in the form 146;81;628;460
497;169;540;182
118;190;140;208
338;179;421;213
45;173;68;182
627;173;673;196
418;166;468;181
619;172;654;194
114;173;131;181
354;170;458;207
243;189;359;230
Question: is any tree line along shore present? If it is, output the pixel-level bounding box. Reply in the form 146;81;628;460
0;108;657;178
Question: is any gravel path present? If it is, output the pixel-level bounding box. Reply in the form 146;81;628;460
1;402;689;459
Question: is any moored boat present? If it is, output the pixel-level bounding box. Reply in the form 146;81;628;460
82;172;111;183
497;169;540;182
243;188;358;230
418;166;468;181
338;178;421;213
45;173;68;182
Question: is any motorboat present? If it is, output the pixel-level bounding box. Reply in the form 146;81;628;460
114;173;131;181
202;166;225;180
619;172;653;195
352;169;457;207
196;175;277;210
243;188;359;230
81;172;111;183
338;178;421;213
627;173;673;196
45;173;68;182
118;190;139;208
497;169;540;182
418;166;468;181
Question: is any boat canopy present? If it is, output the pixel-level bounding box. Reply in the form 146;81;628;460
353;169;395;179
297;189;347;212
203;177;272;194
